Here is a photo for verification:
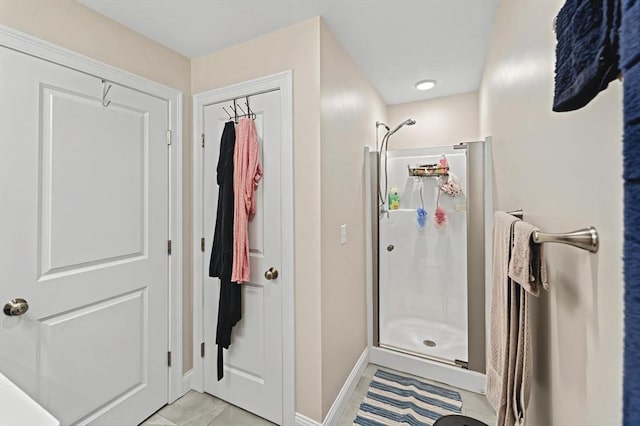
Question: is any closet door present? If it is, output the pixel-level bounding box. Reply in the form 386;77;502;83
203;91;282;424
0;46;169;425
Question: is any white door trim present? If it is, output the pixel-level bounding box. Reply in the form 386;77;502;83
192;71;295;426
0;24;185;404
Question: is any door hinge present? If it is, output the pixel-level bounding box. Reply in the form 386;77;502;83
167;240;172;255
166;130;172;145
454;359;469;369
201;342;205;357
167;351;172;367
201;237;205;252
201;133;205;148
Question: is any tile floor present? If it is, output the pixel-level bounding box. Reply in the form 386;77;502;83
140;391;274;426
141;363;496;426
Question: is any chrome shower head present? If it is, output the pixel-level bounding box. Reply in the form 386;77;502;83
387;118;416;136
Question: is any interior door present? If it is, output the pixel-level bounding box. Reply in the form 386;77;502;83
0;46;169;425
202;91;282;424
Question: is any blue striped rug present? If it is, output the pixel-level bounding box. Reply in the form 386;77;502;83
354;370;463;426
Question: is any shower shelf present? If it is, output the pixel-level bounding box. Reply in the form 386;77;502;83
408;165;449;177
387;208;422;212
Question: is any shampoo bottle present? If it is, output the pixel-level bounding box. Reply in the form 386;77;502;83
389;184;400;210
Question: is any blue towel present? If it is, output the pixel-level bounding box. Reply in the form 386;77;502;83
624;183;640;426
622;1;640;424
553;0;621;111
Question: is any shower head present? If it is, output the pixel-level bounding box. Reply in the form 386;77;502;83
387;118;416;136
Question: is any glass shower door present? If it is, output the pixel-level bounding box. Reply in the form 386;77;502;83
378;146;469;365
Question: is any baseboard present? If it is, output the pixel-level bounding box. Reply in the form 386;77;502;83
294;413;322;426
181;370;193;397
322;347;369;426
294;347;369;426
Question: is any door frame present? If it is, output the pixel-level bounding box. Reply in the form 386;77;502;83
0;25;185;404
191;71;295;426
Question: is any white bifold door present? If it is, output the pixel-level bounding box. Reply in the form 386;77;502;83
202;90;282;424
0;47;170;425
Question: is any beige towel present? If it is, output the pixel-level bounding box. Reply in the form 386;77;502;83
508;221;549;296
486;211;533;426
487;212;517;425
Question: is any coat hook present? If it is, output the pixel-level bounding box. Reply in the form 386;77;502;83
246;96;255;119
232;99;238;123
222;106;232;119
102;80;112;107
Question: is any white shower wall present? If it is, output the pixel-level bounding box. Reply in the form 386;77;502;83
379;147;468;363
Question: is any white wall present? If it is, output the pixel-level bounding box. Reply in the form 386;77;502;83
387;92;480;149
480;1;624;424
319;21;388;419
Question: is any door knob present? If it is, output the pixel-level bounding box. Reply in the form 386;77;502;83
3;298;29;317
264;267;279;280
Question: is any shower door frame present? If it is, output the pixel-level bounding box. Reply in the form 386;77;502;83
365;139;492;394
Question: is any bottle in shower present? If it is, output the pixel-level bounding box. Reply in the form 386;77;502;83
389;184;400;210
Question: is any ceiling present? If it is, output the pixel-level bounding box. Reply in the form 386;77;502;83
77;0;499;105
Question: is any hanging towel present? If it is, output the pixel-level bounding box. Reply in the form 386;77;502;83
487;212;518;425
487;212;533;426
208;121;242;381
621;0;640;424
508;221;549;296
553;0;621;112
232;118;263;283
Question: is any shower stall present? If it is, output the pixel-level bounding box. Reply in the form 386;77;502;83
365;126;491;393
379;146;469;364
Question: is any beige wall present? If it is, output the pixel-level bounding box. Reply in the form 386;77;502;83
480;1;623;424
318;21;387;418
0;0;195;373
387;92;480;149
0;1;190;92
191;17;324;421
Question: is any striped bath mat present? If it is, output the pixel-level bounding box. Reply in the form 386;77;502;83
354;369;463;426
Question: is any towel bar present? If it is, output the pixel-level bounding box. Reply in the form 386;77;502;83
506;210;599;253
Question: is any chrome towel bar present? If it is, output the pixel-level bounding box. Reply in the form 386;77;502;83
506;209;599;253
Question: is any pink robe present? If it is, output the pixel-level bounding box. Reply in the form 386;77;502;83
232;118;262;283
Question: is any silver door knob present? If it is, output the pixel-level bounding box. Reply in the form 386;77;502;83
4;298;29;316
264;267;279;280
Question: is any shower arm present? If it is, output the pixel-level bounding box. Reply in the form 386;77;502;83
376;119;415;217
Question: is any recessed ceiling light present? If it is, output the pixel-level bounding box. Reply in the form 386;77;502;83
415;80;437;91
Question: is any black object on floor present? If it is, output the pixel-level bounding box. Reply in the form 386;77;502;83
433;414;488;426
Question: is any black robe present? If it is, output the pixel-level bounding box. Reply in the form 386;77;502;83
209;121;241;381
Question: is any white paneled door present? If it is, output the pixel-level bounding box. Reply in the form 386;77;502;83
202;91;282;424
0;47;169;425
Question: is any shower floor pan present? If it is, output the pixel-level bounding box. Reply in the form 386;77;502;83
379;317;467;364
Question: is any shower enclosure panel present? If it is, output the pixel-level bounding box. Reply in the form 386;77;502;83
378;147;468;365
